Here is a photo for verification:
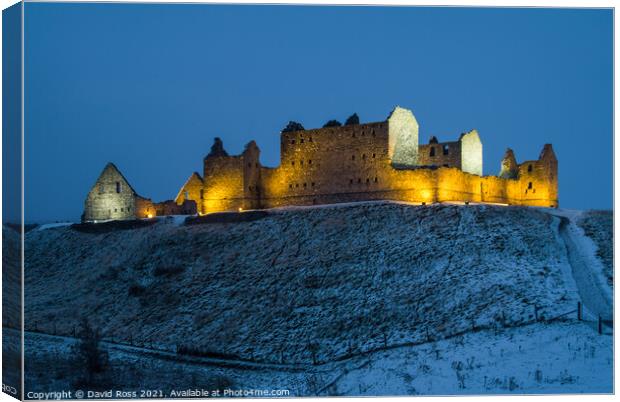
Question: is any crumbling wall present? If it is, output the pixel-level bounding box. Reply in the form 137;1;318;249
202;155;245;213
175;172;204;213
135;196;155;218
169;109;557;213
242;141;262;210
418;140;462;168
154;200;197;216
261;121;390;208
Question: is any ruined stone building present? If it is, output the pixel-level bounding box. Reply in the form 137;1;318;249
82;106;558;222
82;163;196;222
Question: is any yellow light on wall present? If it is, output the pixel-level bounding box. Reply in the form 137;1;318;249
147;213;153;218
238;207;243;212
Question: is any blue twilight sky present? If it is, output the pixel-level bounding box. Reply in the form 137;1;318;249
24;4;612;222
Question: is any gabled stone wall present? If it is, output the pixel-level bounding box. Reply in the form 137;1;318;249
175;172;204;213
83;163;138;222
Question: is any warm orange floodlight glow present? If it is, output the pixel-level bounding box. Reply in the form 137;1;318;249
147;214;153;218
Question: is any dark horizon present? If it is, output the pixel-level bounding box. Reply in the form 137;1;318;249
22;4;613;223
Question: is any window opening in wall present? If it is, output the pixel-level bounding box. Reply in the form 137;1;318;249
255;163;259;167
374;177;378;183
303;183;307;188
311;182;315;187
200;189;204;199
430;147;436;157
352;155;355;160
528;182;533;189
443;164;449;167
528;165;533;172
300;138;304;143
300;160;304;166
362;154;366;160
291;139;295;144
443;145;449;155
114;208;117;212
352;133;356;138
121;208;124;212
116;181;121;193
357;178;361;183
349;179;353;185
289;184;293;189
291;161;295;166
366;178;370;184
372;130;375;137
295;184;299;188
308;160;312;164
309;137;313;142
372;153;376;158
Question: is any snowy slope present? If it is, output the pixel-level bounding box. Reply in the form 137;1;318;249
19;202;613;394
577;211;613;289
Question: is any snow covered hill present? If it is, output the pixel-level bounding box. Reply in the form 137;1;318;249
18;202;613;395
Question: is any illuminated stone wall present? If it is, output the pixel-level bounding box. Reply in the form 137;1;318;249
459;130;483;176
387;106;419;167
499;149;519;179
154;200;197;216
83;163;139;222
242;141;262;210
511;144;558;208
202;154;245;213
260;121;390;208
175;172;204;213
177;108;558;213
135;196;155;219
418;140;462;168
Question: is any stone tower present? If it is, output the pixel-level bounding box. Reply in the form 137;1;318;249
387;106;419;167
459;130;483;176
538;144;559;206
499;148;519;179
242;140;262;210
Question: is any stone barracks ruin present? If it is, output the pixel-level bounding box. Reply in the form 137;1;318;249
82;106;558;222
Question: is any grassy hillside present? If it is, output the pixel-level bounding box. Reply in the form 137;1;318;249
24;203;581;365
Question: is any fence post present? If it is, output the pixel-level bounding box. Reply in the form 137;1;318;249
577;302;582;321
598;315;603;335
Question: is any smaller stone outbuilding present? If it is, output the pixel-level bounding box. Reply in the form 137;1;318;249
82;162;194;222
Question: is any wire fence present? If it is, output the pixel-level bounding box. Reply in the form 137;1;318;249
24;300;612;369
